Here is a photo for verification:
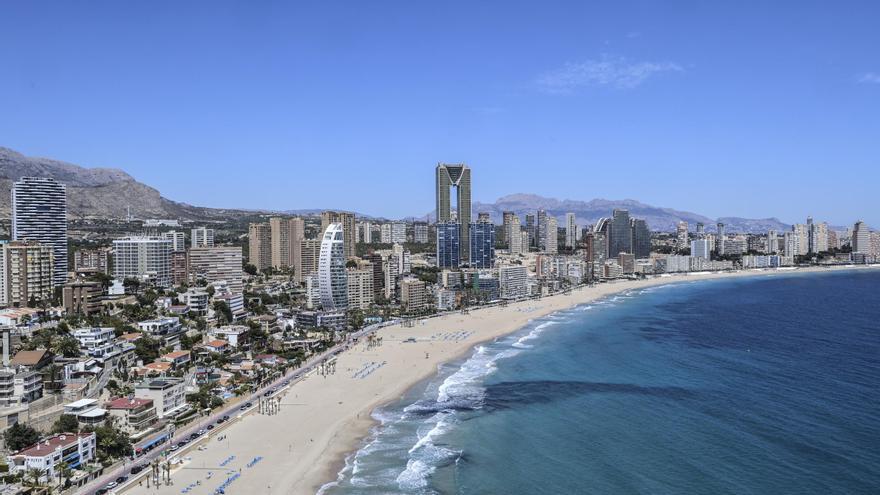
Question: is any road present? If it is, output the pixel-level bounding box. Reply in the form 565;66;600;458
75;322;388;495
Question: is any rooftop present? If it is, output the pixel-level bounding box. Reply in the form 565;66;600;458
10;349;50;367
106;397;153;410
13;433;94;457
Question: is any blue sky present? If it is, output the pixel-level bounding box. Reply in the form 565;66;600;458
1;1;878;226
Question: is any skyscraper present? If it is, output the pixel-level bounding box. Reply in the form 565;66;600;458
806;216;815;254
608;209;632;257
191;227;215;248
270;217;291;269
631;218;651;259
290;218;305;282
525;214;536;248
436;222;461;269
248;223;272;272
318;223;348;310
12;177;68;285
469;221;496;268
696;222;705;236
502;211;516;245
768;230;779;254
1;241;55;307
565;213;577;249
435;163;472;262
536;209;548;250
507;216;524;255
716;223;726;256
852;221;870;254
691;239;711;259
545;217;558;254
676;221;688;250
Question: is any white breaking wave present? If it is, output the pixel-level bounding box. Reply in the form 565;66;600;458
512;320;559;349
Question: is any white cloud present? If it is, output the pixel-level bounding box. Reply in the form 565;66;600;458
537;55;683;93
857;72;880;84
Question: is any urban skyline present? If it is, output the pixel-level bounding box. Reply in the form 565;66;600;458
2;2;878;226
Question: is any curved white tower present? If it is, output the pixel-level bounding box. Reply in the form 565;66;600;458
318;223;348;310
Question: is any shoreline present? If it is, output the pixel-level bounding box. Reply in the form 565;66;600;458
119;265;876;495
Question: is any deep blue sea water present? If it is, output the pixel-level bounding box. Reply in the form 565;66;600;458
321;270;880;495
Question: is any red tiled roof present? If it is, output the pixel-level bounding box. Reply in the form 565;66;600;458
205;339;228;348
163;351;191;359
13;433;94;457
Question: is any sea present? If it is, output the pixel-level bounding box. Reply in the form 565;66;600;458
320;269;880;495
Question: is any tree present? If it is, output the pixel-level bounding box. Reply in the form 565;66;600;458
213;300;232;325
52;415;80;434
86;421;132;462
134;335;160;362
243;263;258;276
55;335;81;358
4;423;40;452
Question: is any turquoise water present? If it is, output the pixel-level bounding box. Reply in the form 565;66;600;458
322;270;880;494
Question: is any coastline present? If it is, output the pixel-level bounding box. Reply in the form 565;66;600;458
119;265;875;495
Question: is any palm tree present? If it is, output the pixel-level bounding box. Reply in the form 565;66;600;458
56;460;71;489
23;467;46;489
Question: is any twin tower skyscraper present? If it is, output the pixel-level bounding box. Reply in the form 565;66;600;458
435;163;472;265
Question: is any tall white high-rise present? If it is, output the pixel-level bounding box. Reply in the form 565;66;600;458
545;217;558;254
318;223;348;310
565;213;577;249
12;177;68;285
191;227;215;248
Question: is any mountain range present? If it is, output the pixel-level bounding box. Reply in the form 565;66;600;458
2;146;793;232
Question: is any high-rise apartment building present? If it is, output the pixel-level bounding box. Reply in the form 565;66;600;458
187;247;244;294
318;224;348;310
379;223;392;244
691;239;711;259
74;248;111;275
631;219;651;259
716;223;726;256
359;221;373;244
346;268;374;310
507;216;524;255
321;211;356;259
767;230;779;254
676;221;688;251
362;253;385;299
469;221;496;268
525;214;536;248
608;209;633;257
270;217;291;269
391;222;407;244
436;222;461;269
565;213;577;249
536;209;548;250
248;223;272;272
499;265;528;299
852;221;870;254
300;238;321;279
162;231;186;252
696;223;705;236
1;241;55;307
191;227;215;248
502;211;516;245
12;177;68;285
112;237;172;288
435;163;472;262
413;223;429;244
544;217;558;254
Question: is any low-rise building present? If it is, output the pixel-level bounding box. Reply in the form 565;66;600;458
137;317;182;336
7;432;97;480
210;326;249;348
161;350;192;368
72;327;119;361
62;398;107;427
295;310;347;331
105;397;159;438
134;377;187;419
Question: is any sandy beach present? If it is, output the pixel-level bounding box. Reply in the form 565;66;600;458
118;266;870;495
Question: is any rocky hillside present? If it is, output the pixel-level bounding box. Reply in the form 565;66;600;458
0;147;258;220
